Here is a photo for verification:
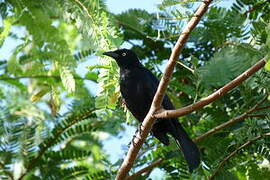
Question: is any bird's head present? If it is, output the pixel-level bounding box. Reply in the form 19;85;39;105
103;49;142;68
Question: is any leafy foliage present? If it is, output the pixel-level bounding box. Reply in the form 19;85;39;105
198;45;263;89
0;0;122;179
114;0;270;179
0;94;113;179
0;0;270;179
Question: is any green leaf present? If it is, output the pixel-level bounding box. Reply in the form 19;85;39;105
125;110;135;124
197;45;262;88
60;66;75;93
30;87;50;102
7;55;22;75
87;64;110;71
49;87;61;116
265;58;270;72
0;75;27;91
0;17;13;47
84;72;98;81
266;22;270;48
108;90;120;109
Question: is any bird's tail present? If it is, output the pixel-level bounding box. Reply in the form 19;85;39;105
170;120;200;172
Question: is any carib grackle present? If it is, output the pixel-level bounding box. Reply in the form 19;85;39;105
103;49;200;171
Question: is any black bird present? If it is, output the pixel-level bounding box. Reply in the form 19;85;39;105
103;49;200;171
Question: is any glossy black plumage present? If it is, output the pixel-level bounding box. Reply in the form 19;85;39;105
103;49;200;171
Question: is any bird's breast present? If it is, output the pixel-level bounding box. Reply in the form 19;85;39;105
119;78;149;121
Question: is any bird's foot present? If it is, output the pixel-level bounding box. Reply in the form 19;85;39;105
135;122;144;136
129;134;143;147
128;134;137;147
128;124;144;147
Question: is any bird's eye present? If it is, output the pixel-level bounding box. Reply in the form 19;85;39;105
122;52;126;56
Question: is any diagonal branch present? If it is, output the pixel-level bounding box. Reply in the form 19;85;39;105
128;94;268;178
126;158;163;180
250;105;270;113
116;0;214;179
208;132;270;180
243;0;269;16
193;94;268;142
154;57;267;119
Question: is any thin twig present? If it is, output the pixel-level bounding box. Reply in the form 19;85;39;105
116;21;154;42
154;57;267;119
250;105;270;113
126;159;163;180
243;0;269;16
208;133;270;180
116;1;214;179
194;95;268;142
246;114;267;118
159;16;192;21
133;132;270;180
73;0;94;24
73;0;110;47
129;95;268;178
176;61;195;74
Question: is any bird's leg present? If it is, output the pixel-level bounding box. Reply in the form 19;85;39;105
129;122;152;148
128;135;137;147
128;123;142;147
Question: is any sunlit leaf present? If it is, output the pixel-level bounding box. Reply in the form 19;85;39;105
30;87;50;102
60;66;75;93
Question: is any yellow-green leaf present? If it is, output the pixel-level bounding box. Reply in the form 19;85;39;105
0;17;13;47
60;66;75;93
265;56;270;72
49;87;61;116
7;55;22;75
31;87;50;102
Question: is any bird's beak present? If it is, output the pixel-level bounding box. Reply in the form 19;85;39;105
103;51;119;59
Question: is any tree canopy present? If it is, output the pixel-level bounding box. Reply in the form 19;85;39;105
0;0;270;179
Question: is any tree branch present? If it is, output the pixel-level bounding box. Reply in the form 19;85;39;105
129;95;268;178
245;114;267;118
126;159;163;180
116;20;155;43
250;105;270;113
209;132;270;180
154;57;267;119
116;1;214;179
243;0;269;16
193;94;268;142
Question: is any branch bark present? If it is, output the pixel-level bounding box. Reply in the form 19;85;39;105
126;159;163;180
208;132;270;180
116;1;214;179
154;57;267;119
129;94;268;178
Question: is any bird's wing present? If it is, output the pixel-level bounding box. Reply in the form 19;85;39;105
142;68;175;110
141;68;201;171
